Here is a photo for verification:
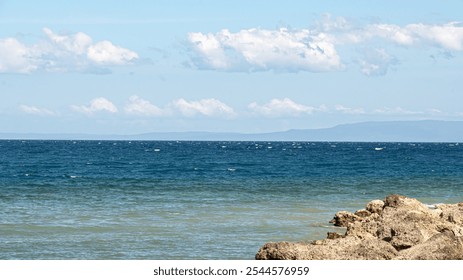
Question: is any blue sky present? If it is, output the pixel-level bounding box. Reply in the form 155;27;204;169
1;0;463;134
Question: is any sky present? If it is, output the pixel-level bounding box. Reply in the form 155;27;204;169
1;0;463;135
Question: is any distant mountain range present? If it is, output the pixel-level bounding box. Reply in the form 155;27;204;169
2;120;463;142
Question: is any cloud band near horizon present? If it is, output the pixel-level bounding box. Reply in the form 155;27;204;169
18;96;451;119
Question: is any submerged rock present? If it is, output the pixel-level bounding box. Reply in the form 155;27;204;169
256;194;463;260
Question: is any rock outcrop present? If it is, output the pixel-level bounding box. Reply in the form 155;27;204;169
256;194;463;260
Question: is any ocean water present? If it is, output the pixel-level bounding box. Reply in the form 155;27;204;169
0;140;462;259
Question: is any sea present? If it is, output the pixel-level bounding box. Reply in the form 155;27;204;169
0;140;462;260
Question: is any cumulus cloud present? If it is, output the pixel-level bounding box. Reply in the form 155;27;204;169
343;21;463;75
19;105;58;116
407;22;463;50
367;22;463;50
186;19;463;75
187;28;343;72
125;95;166;116
42;27;92;55
0;28;138;74
172;98;235;117
71;97;118;115
0;38;38;73
365;24;416;46
248;98;324;117
336;21;463;51
87;40;139;65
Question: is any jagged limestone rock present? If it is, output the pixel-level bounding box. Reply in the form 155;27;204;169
366;199;384;214
256;194;463;260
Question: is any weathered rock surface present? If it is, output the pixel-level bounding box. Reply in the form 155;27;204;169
256;194;463;260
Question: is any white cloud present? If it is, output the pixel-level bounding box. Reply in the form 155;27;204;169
70;96;237;119
322;18;463;75
405;22;463;51
172;98;235;117
188;32;232;69
248;98;322;117
87;40;139;65
188;28;343;72
359;48;398;76
428;108;443;115
125;95;166;116
0;38;37;73
0;28;138;74
187;20;463;75
19;105;57;116
71;97;118;115
43;27;92;55
365;22;463;50
366;24;415;46
335;105;365;114
373;107;421;115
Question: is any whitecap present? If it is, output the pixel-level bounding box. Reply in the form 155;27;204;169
375;147;384;151
154;149;161;152
227;168;236;172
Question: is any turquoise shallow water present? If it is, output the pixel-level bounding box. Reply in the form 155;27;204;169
0;140;462;259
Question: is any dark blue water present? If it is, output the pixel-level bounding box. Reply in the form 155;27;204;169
0;140;462;259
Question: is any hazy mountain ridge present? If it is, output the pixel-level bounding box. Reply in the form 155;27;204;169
1;120;463;142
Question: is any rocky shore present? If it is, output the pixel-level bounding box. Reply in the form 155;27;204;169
256;194;463;260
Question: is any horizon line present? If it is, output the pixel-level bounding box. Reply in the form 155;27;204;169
1;120;463;142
